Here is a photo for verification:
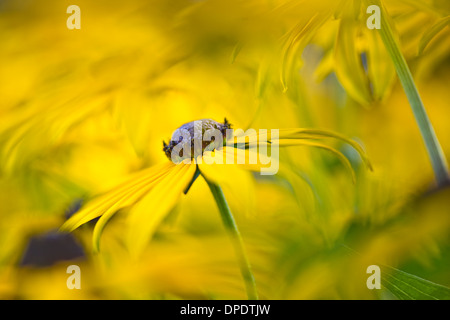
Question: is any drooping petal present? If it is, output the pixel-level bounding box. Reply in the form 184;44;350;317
279;2;336;91
276;129;373;171
314;49;335;83
202;147;278;174
274;139;356;183
334;15;372;105
419;16;450;54
60;162;175;232
225;127;372;182
126;162;197;257
366;28;396;102
229;128;372;171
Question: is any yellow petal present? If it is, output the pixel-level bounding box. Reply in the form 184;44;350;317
419;16;450;54
334;16;372;105
198;160;256;218
202;147;279;174
314;49;335;83
277;128;373;171
60;162;175;232
365;29;395;101
275;139;356;184
230;128;372;172
279;3;335;91
126;162;196;257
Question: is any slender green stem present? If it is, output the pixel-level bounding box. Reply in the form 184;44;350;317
183;166;201;194
372;0;449;186
201;171;259;300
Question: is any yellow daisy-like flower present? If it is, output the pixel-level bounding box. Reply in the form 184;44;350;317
61;118;370;254
60;117;370;300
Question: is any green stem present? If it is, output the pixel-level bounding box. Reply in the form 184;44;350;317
373;0;449;186
201;171;259;300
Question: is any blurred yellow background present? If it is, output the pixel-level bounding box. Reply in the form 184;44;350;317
1;0;449;299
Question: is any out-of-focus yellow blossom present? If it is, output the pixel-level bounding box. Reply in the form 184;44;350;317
60;121;369;258
276;0;450;106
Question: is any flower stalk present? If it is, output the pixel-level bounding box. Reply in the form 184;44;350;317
371;0;449;186
200;169;259;300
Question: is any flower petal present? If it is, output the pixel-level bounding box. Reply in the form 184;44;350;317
419;16;450;54
365;29;396;101
274;139;356;183
198;161;256;218
60;162;175;232
202;147;278;173
334;16;372;105
229;128;372;172
276;128;373;170
279;3;335;91
126;163;196;257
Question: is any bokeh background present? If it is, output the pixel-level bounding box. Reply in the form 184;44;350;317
1;0;449;299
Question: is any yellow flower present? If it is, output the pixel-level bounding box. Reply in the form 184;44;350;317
60;118;371;256
281;0;449;105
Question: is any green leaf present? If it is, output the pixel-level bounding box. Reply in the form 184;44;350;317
381;265;450;300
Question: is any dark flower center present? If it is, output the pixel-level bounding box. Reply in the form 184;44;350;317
163;118;231;163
